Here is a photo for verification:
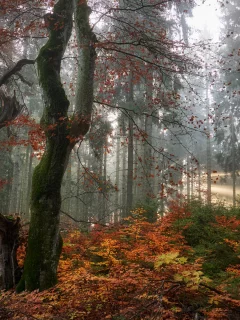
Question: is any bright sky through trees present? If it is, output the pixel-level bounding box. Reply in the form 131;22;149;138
190;0;221;41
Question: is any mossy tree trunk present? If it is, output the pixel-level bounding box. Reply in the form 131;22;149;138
17;0;96;292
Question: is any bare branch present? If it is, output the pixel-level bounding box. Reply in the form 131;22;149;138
0;59;35;87
60;209;107;226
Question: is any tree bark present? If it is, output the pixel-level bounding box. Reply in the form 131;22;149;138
16;0;74;292
186;156;190;202
26;146;33;219
206;78;212;205
126;72;134;217
143;71;153;201
121;119;127;218
17;0;96;292
126;117;134;216
0;214;21;290
114;134;120;222
230;112;236;207
9;158;20;214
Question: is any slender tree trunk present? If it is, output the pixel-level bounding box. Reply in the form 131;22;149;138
26;148;33;219
5;156;13;215
186;156;190;202
9;159;20;213
76;154;81;219
206;79;212;205
97;150;104;222
198;163;201;201
23;147;30;214
180;12;189;46
64;156;72;214
114;134;120;222
191;163;194;199
126;73;134;217
0;214;21;290
16;155;24;215
159;162;165;215
137;116;145;200
103;137;107;221
143;115;153;198
133;127;139;204
19;162;25;215
153;124;160;197
126;118;133;217
121;120;127;218
80;144;90;232
21;145;32;217
231;112;236;207
143;71;153;201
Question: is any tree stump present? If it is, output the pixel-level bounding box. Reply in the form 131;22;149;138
0;214;21;290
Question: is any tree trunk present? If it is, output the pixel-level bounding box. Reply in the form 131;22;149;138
143;71;153;201
133;126;139;203
16;0;74;292
126;117;134;217
191;163;194;199
206;80;212;205
0;214;21;290
126;72;134;217
80;144;90;231
198;163;201;201
9;159;20;214
186;156;190;202
231;112;236;207
76;153;81;219
121;120;127;218
64;156;72;214
26;147;33;219
114;134;120;223
17;0;96;291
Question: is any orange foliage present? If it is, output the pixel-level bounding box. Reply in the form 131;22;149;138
1;208;240;319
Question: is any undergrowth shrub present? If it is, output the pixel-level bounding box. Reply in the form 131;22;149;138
0;201;239;319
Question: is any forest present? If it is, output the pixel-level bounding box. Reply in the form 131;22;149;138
0;0;240;319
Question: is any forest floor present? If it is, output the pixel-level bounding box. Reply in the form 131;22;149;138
0;202;240;319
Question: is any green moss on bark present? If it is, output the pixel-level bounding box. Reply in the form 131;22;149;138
16;209;63;292
17;0;96;292
16;134;70;292
16;0;74;292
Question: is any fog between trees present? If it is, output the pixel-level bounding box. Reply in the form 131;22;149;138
0;0;239;292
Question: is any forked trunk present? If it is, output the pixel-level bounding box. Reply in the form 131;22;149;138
17;0;96;292
16;0;74;292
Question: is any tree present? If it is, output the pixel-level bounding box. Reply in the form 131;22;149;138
15;0;96;292
213;0;240;206
0;0;196;291
0;213;21;290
